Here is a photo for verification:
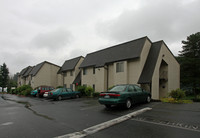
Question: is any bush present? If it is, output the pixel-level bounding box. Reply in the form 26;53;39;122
15;85;33;96
56;86;63;88
169;89;186;100
93;92;100;97
85;86;93;97
77;85;87;96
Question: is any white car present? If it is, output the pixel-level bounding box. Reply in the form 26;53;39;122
43;92;49;98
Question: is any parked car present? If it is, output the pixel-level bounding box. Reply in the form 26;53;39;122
99;84;151;109
48;88;81;100
31;89;38;97
37;86;54;97
43;92;49;98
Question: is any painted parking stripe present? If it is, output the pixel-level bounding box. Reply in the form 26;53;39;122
55;107;152;138
0;122;14;126
131;118;200;133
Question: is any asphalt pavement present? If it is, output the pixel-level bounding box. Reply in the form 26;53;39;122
0;94;200;138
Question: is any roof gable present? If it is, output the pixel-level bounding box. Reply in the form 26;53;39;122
23;66;33;77
19;66;31;76
138;41;163;84
59;56;83;73
29;62;45;76
80;36;149;68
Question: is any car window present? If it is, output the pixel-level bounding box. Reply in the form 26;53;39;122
128;85;135;92
109;85;127;92
134;85;143;92
67;88;72;92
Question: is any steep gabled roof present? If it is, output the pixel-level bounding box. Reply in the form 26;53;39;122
80;36;150;68
19;66;31;76
23;66;33;77
58;56;83;73
138;41;163;84
30;61;60;76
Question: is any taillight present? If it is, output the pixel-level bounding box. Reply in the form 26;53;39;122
50;92;53;95
100;94;106;96
108;94;120;97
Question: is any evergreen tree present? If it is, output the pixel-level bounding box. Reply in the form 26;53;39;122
0;63;9;92
179;32;200;94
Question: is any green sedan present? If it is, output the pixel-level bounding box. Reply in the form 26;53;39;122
48;88;81;101
99;84;151;109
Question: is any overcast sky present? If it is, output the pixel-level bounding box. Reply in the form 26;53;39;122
0;0;199;75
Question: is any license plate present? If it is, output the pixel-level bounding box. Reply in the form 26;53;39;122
104;95;110;98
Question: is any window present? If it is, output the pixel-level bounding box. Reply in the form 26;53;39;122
134;85;143;93
83;68;87;75
67;88;72;92
116;62;124;73
93;84;95;91
70;84;73;90
93;67;95;74
128;85;135;92
64;72;67;77
70;71;73;76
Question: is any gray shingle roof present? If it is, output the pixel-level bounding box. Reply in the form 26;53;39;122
29;61;60;76
29;62;44;76
19;66;31;76
138;41;163;84
23;66;33;77
59;56;83;73
79;36;149;68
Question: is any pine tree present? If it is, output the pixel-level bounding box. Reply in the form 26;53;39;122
0;63;9;92
179;32;200;94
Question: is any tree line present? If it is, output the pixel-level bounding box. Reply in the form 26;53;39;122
177;32;200;96
0;63;17;92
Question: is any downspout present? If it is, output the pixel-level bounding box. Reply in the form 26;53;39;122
104;65;109;90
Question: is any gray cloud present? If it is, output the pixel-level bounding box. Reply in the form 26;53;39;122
31;28;73;51
96;0;200;45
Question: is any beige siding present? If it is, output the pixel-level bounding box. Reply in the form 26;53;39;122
63;57;84;90
31;63;60;89
151;43;180;99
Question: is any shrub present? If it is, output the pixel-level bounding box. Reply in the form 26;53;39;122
93;92;100;97
85;86;93;97
169;88;186;100
56;86;63;88
77;85;87;96
15;85;33;96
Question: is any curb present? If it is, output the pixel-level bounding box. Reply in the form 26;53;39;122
56;107;152;138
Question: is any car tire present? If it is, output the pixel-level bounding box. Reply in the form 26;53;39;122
125;98;132;109
75;94;80;98
105;104;111;108
58;96;62;101
146;95;151;103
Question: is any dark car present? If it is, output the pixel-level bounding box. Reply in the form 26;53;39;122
99;84;151;109
48;88;81;100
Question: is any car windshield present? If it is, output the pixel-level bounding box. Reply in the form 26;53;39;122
50;89;60;92
109;85;127;92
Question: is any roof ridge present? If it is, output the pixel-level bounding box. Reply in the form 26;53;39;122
86;36;149;56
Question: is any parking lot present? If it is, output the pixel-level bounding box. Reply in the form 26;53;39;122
0;94;200;138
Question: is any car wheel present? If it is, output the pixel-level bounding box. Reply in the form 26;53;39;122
58;96;62;101
105;104;111;108
146;95;151;103
125;99;132;109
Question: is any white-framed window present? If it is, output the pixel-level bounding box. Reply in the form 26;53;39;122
116;62;124;73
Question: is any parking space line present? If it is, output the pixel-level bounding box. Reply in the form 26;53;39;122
55;107;152;138
131;118;200;133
